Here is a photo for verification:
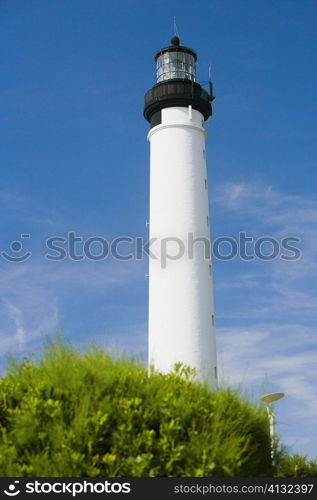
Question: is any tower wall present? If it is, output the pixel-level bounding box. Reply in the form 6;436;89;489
148;106;217;385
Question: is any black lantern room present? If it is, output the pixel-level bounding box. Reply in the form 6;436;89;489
144;37;214;128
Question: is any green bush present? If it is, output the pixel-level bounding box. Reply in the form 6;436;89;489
277;454;317;477
0;341;273;477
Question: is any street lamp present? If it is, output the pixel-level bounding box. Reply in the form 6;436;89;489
260;392;285;466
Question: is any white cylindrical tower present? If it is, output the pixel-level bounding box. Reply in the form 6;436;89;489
144;36;217;386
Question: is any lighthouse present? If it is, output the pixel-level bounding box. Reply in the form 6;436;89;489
144;36;217;386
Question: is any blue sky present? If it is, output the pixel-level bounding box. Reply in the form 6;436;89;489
1;0;317;458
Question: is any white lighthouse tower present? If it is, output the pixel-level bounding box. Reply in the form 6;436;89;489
144;36;217;386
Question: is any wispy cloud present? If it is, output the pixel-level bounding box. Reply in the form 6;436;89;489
0;256;143;359
213;180;317;303
0;189;58;227
213;180;317;235
0;186;146;362
213;180;317;456
4;303;26;352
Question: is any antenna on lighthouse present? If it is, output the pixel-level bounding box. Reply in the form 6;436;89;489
173;17;180;37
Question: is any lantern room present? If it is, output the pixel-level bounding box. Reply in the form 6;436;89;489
155;36;197;83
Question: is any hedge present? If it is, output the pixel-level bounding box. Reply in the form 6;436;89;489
0;341;273;477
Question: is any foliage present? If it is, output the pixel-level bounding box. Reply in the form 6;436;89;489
276;454;317;477
0;341;273;477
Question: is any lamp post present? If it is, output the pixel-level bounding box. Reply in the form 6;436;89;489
260;392;285;466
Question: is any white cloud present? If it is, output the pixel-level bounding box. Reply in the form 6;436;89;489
278;376;317;419
213;180;317;456
214;181;317;235
219;325;316;379
0;256;143;358
216;273;263;289
4;303;26;352
213;180;317;315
